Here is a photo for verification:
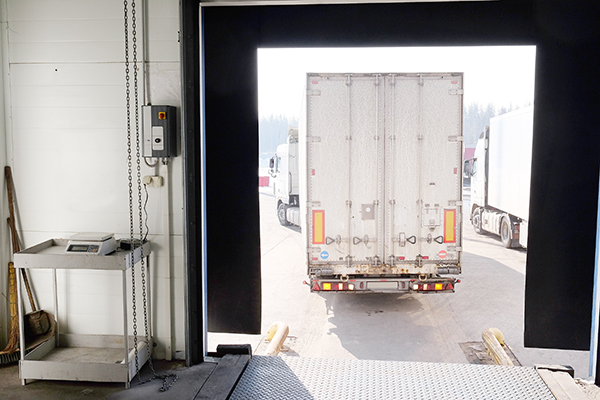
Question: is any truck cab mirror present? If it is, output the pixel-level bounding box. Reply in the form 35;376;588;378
463;160;472;177
269;157;275;169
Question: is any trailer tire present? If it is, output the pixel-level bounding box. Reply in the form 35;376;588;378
472;208;483;235
500;217;512;248
277;202;290;226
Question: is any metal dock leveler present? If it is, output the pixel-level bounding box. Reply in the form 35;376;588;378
14;239;152;388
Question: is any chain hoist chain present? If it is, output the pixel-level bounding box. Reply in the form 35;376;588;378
124;0;176;391
124;0;140;384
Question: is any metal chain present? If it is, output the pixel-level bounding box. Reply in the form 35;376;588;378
124;0;176;391
124;0;141;384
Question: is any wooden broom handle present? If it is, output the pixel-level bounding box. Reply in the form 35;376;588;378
5;167;36;311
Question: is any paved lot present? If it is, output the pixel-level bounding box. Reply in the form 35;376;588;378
212;189;590;378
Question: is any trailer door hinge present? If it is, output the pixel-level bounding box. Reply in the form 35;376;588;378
307;136;321;143
448;135;463;142
449;89;464;95
308;201;321;207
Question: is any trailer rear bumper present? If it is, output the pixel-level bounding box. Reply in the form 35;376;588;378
308;276;459;293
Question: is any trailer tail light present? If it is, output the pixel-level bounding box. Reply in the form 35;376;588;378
316;282;356;291
311;282;321;291
444;209;456;243
412;282;454;292
312;210;325;244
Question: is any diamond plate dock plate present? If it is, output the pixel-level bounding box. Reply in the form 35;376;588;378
230;356;555;400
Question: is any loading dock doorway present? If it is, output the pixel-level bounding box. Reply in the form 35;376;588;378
182;0;600;376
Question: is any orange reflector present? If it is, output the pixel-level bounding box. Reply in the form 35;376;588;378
312;210;325;244
435;283;443;290
323;282;331;291
444;209;456;243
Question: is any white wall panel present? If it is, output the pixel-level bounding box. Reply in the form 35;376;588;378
12;107;125;128
12;86;126;107
147;0;179;18
9;0;123;21
4;0;184;359
9;42;126;64
11;63;127;86
146;19;179;62
8;20;127;43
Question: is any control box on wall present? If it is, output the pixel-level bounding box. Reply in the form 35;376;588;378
142;105;177;158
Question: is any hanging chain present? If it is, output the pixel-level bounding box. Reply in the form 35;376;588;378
124;0;177;391
124;0;141;383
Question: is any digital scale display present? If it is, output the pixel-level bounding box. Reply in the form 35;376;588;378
65;233;117;255
66;244;100;253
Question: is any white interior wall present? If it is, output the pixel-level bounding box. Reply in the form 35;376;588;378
1;0;184;359
0;4;9;348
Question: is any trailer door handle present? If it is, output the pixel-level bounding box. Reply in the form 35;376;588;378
407;236;417;244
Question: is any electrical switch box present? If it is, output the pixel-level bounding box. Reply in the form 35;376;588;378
142;105;177;158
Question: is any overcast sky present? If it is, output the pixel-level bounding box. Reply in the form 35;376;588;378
258;46;536;119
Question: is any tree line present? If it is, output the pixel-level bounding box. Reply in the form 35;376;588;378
259;101;532;166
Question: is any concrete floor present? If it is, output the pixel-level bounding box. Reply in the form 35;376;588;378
0;358;218;400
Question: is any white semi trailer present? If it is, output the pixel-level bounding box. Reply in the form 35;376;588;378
468;106;533;249
272;72;464;293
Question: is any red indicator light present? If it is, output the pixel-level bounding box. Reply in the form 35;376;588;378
398;256;405;260
158;111;166;120
422;256;429;260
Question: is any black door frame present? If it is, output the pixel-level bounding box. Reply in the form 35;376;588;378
181;0;600;368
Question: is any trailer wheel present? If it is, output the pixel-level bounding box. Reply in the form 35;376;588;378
472;208;483;234
500;217;512;248
277;202;290;226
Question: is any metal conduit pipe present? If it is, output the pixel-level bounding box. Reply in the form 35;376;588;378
264;321;289;356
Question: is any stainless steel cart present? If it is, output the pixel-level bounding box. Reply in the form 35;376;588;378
14;239;152;388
